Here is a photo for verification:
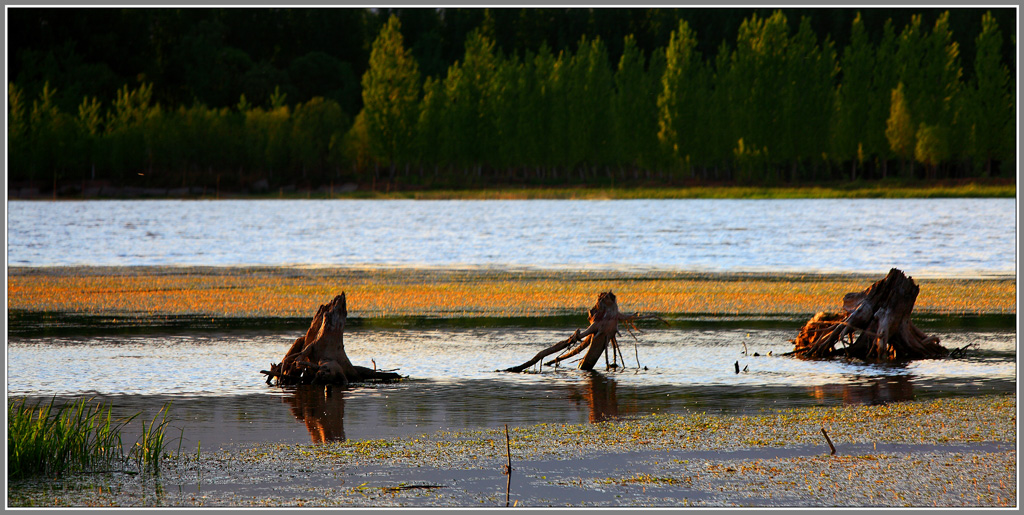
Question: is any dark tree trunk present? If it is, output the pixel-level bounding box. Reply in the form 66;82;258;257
262;293;402;386
790;269;947;361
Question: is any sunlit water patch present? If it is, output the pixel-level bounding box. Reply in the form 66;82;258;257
7;198;1016;275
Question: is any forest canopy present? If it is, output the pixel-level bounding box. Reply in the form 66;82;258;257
7;7;1017;194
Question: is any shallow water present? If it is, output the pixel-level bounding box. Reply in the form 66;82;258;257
6;198;1016;276
8;327;1015;449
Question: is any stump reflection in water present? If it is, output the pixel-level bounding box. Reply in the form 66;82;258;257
284;385;346;443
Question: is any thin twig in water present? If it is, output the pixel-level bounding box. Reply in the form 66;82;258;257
503;424;513;507
821;427;837;455
382;484;444;492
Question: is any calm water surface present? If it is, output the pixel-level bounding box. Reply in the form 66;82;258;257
7;327;1015;448
7;198;1016;275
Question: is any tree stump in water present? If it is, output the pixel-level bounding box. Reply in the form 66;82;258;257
261;293;402;386
791;268;947;361
502;291;660;373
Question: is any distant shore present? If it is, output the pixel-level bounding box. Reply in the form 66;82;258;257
7;178;1016;201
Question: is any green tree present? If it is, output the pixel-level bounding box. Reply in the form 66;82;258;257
833;12;874;179
920;12;963;173
657;19;702;176
545;49;572;175
914;122;949;178
566;36;613;178
9;83;30;182
885;82;915;171
414;75;447;179
243;104;292;182
640;46;669;173
965;11;1013;175
291;97;351;182
705;41;734;179
612;35;647;172
492;54;524;176
514;47;551;179
451;28;501;174
361;14;421;179
341;110;373;181
893;12;962;176
781;16;836;181
867;19;900;178
726;10;791;182
528;44;558;177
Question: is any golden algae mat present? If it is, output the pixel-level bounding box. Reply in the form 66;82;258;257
8;266;1015;319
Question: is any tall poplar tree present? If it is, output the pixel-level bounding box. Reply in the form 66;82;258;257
966;11;1013;175
833;12;874;179
612;35;647;172
781;17;835;181
566;36;613;176
361;14;421;179
441;28;500;175
657;19;702;176
886;82;915;172
415;75;446;177
727;10;791;180
868;19;900;178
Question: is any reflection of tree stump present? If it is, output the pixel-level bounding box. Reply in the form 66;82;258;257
580;373;618;423
503;291;660;373
285;385;346;443
791;269;947;361
261;293;402;386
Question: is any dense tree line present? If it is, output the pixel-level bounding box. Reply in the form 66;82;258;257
7;8;1016;193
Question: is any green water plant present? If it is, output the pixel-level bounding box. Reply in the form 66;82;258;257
7;397;173;480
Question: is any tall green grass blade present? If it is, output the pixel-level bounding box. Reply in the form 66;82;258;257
8;398;174;480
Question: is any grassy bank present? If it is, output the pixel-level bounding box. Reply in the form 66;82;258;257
12;179;1016;201
7;267;1015;325
329;181;1016;200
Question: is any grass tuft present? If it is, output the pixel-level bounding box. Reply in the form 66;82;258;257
8;397;173;480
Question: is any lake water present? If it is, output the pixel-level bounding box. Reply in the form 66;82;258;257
5;198;1018;449
6;198;1017;276
7;326;1016;448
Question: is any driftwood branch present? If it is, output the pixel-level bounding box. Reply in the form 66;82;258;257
503;292;664;373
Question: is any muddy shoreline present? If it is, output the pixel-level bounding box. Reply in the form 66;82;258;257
8;395;1016;507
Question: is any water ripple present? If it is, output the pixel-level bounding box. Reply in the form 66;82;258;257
6;198;1016;276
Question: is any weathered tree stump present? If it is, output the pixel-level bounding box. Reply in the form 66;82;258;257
790;268;947;361
261;293;402;386
502;291;661;373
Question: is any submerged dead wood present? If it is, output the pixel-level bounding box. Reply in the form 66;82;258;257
790;268;947;361
502;291;663;373
261;293;402;386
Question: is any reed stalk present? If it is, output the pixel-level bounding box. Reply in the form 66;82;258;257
8;397;173;480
